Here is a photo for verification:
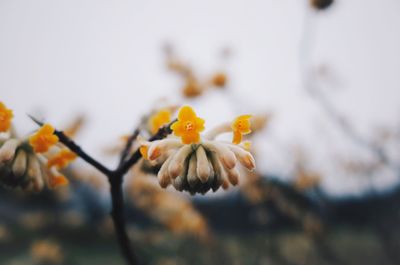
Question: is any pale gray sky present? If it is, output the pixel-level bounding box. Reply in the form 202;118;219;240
1;0;400;196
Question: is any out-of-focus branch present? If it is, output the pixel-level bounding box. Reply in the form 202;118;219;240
119;128;140;167
298;7;392;168
30;116;112;176
117;119;176;176
30;115;176;265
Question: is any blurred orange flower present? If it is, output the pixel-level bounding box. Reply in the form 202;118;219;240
0;102;13;132
49;174;69;189
47;149;77;169
29;124;59;153
149;109;171;134
231;115;252;144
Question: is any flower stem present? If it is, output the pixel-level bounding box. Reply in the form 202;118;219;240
110;173;140;265
30;116;175;265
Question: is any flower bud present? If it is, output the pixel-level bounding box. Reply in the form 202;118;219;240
196;146;210;183
0;139;20;163
12;149;27;177
168;145;192;179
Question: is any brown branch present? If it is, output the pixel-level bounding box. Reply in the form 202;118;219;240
29;116;112;176
30;115;175;265
297;10;392;168
116;119;176;176
119;128;140;167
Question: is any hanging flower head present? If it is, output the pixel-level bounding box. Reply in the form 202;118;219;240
140;105;256;195
0;102;13;133
1;113;75;192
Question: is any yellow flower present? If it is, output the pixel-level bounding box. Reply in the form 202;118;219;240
149;109;171;134
29;124;59;153
49;174;69;189
171;106;205;144
231;115;252;144
0;102;13;132
139;145;148;160
47;149;77;169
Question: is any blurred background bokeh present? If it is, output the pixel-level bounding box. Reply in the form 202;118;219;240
1;0;400;264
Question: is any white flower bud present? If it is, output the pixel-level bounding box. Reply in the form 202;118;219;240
168;145;192;179
0;139;20;163
196;146;210;183
27;154;42;180
147;139;182;161
209;153;228;190
226;167;239;186
172;175;186;191
157;151;176;188
187;155;199;188
228;144;256;171
203;141;236;170
12;150;27;177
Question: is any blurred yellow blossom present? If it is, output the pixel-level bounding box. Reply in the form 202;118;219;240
211;72;227;87
149;109;171;134
231;115;252;144
47;149;77;169
48;174;69;189
139;145;149;160
29;124;59;153
30;240;64;265
0;102;13;132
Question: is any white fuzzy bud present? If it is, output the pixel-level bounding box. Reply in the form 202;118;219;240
228;144;256;171
157;151;176;188
147;139;182;161
12;150;27;177
196;146;210;183
27;155;44;192
203;141;236;170
0;139;20;163
168;145;192;179
226;167;240;186
187;154;199;188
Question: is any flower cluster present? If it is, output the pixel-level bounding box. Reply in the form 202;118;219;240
140;106;256;195
164;45;228;98
0;102;76;192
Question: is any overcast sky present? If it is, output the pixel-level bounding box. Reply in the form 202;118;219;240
1;0;400;196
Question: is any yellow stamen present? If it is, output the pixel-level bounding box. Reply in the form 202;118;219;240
0;102;13;132
29;124;59;153
171;106;205;144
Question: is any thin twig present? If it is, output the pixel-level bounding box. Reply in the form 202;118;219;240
29;115;112;176
298;8;392;168
117;119;176;176
119;128;140;167
30;115;175;265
